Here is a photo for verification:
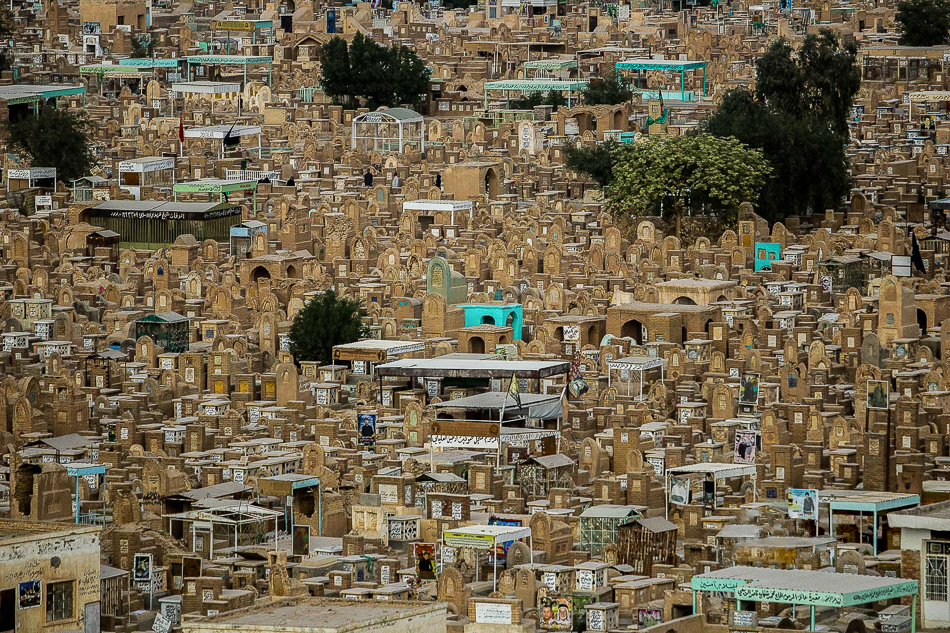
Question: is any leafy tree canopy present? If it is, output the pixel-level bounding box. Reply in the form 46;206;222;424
703;88;851;224
605;134;771;236
319;33;431;110
896;0;950;46
581;72;633;106
564;140;619;188
288;290;370;365
6;108;96;183
703;28;859;224
508;90;565;111
754;29;860;137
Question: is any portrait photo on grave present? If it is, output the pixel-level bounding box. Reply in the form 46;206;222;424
638;608;663;628
540;597;573;631
867;380;889;410
787;489;819;521
134;553;153;584
670;476;691;505
734;429;757;464
415;543;436;580
739;373;760;405
358;412;377;447
293;524;310;557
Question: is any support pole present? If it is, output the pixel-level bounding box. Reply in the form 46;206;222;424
74;476;80;523
810;605;815;631
665;471;670;519
873;510;878;554
493;545;498;591
911;593;917;633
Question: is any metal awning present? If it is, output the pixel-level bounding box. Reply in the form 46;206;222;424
443;524;532;549
616;58;707;71
691;566;919;606
333;339;425;358
819;490;919;512
433;391;560;410
171;81;242;95
484;79;588;91
376;358;570;379
174;179;257;194
185;55;272;64
442;524;534;592
607;355;666;370
667;463;757;479
183;124;261;139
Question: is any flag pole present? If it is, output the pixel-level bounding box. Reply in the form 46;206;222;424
557;383;567;455
497;375;513;469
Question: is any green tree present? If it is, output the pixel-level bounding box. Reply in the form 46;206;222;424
6;108;96;183
605;134;771;236
319;36;353;106
509;90;565;111
390;43;431;110
348;33;393;109
319;34;430;110
703;88;851;224
564;140;619;188
896;0;950;46
288;290;370;365
704;29;859;224
754;29;860;137
581;72;633;106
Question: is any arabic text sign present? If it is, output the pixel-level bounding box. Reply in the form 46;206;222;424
212;20;257;30
443;531;496;549
119;158;175;173
475;602;513;624
430;434;499;449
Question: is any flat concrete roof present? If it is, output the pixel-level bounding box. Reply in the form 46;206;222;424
186;597;446;631
609;301;720;313
0;520;100;544
656;278;737;288
889;498;950;531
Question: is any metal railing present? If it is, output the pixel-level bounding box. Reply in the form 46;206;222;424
78;512;111;526
225;169;280;181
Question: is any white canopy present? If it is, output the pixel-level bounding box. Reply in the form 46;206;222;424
443;524;532;549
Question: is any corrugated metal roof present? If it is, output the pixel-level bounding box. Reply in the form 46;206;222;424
580;504;640;519
526;454;575;469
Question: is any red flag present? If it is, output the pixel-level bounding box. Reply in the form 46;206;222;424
178;117;184;143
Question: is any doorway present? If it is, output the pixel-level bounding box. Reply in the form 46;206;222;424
0;588;15;632
925;541;950;626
